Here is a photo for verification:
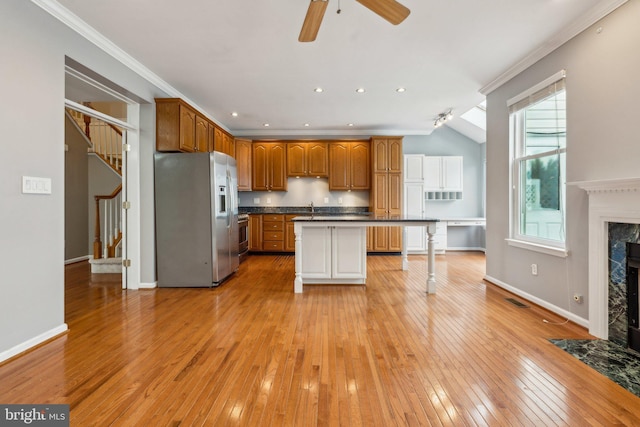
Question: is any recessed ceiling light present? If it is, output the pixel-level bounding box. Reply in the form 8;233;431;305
314;87;323;93
263;123;270;127
304;123;310;127
396;87;406;93
356;88;366;93
347;123;354;127
231;112;238;117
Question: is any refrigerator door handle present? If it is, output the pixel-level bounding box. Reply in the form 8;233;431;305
226;171;232;229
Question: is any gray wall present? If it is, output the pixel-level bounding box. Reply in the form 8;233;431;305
0;0;163;358
485;1;640;323
64;115;89;261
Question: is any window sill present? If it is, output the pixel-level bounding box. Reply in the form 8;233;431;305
505;238;568;258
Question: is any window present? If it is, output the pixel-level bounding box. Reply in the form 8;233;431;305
508;71;566;253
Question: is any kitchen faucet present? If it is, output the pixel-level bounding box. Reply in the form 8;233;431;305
310;201;315;215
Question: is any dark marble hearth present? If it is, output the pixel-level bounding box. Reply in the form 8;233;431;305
550;338;640;397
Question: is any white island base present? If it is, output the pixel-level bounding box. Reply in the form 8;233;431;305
293;217;439;294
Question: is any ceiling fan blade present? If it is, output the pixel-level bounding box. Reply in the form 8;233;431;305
299;0;329;42
355;0;410;25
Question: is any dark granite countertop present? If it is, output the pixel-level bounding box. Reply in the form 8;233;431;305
291;216;439;222
238;206;372;216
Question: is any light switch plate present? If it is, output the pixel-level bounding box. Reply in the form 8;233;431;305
22;176;52;195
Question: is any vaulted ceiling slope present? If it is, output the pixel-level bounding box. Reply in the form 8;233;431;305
47;0;626;140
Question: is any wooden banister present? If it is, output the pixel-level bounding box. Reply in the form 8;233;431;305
93;184;123;259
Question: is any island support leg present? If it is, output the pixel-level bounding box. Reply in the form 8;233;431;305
294;223;303;293
426;223;437;293
402;226;409;270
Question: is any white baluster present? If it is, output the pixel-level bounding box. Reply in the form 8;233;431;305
103;201;107;258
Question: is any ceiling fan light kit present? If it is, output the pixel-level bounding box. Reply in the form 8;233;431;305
299;0;410;43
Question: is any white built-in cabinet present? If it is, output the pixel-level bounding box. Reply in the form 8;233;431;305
300;226;367;283
404;155;459;253
405;155;426;252
424;156;463;200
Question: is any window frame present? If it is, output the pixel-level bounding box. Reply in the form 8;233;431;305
507;71;568;257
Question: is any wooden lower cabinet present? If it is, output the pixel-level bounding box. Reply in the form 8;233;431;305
262;214;284;251
285;215;297;252
249;213;310;253
249;215;262;252
370;223;402;252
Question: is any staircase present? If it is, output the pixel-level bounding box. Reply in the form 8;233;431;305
67;107;124;274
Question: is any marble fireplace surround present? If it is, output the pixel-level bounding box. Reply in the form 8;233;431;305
573;177;640;340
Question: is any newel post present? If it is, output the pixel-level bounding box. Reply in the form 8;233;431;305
93;197;102;259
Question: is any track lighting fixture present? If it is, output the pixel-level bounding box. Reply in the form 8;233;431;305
434;109;454;128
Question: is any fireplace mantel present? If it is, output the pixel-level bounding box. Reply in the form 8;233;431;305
570;177;640;339
570;177;640;194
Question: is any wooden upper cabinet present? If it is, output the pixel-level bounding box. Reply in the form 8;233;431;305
349;141;371;190
156;99;199;152
235;139;252;191
287;143;306;176
195;115;209;152
328;141;370;190
179;105;196;152
252;141;287;191
307;142;329;177
207;122;215;152
224;133;235;158
210;126;235;157
372;137;402;173
286;141;328;177
269;144;287;190
156;98;230;154
328;142;349;190
213;126;224;153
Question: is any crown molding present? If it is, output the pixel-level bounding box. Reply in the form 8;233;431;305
29;0;231;133
480;0;628;95
569;177;640;194
233;128;435;138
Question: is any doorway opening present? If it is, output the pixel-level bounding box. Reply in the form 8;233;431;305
64;61;139;291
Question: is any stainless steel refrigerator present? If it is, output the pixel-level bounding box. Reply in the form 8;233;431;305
154;152;239;287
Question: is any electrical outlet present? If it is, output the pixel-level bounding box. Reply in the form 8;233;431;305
266;197;272;204
531;264;538;275
338;197;343;204
324;197;329;204
253;198;260;204
574;294;583;303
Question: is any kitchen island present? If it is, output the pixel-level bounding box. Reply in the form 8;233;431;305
292;216;439;293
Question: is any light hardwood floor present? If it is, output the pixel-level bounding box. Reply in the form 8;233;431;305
1;253;639;426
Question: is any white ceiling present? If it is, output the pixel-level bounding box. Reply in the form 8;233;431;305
52;0;623;140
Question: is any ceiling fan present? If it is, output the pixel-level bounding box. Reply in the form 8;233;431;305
299;0;411;42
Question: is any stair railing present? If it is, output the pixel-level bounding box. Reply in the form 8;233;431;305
94;184;123;259
68;107;123;175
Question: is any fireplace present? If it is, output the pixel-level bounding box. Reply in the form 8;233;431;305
627;242;640;353
573;177;640;341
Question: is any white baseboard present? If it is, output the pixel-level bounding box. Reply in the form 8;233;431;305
138;281;157;289
0;324;68;364
447;247;486;252
64;255;90;265
484;275;589;329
